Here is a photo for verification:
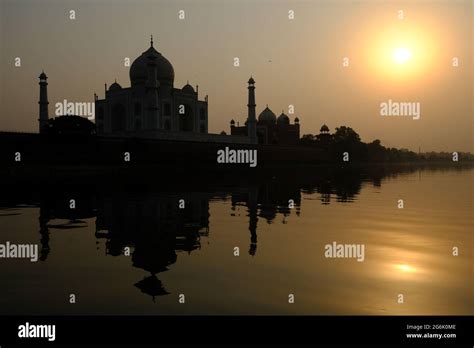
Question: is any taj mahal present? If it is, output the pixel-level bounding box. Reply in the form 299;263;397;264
38;36;301;146
94;36;208;137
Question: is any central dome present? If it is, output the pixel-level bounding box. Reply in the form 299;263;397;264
130;44;175;87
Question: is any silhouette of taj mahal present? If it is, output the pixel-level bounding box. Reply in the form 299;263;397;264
37;36;301;146
95;36;209;136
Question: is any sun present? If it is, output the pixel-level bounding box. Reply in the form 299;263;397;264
364;21;441;84
392;47;412;64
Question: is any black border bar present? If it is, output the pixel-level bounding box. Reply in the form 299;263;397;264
0;315;472;345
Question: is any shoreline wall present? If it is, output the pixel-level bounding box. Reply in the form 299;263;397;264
0;132;327;168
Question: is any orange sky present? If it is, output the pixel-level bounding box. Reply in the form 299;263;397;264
0;0;472;152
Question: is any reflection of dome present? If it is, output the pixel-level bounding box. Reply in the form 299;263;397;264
182;82;194;94
109;81;122;92
320;124;329;133
134;274;170;301
277;112;290;125
258;106;276;123
130;43;175;87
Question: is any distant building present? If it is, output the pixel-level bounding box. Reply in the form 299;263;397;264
317;124;332;145
94;36;208;136
230;78;300;145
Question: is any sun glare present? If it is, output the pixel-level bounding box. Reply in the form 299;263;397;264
392;47;412;64
365;23;439;84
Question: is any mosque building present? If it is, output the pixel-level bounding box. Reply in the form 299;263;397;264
230;78;300;146
94;36;209;136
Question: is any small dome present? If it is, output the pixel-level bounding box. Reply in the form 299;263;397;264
295;117;300;123
248;76;255;84
277;112;290;125
320;124;329;133
130;42;175;87
182;83;195;94
258;106;276;123
39;71;47;79
230;119;235;125
109;81;122;92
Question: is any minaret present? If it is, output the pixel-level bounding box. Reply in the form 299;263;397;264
145;35;160;129
38;71;49;134
247;76;257;144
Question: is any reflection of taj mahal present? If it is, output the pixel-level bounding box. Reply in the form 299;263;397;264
95;36;209;136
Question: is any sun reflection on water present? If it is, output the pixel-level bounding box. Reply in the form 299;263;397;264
394;263;416;273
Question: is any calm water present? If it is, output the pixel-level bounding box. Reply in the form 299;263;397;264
0;167;472;315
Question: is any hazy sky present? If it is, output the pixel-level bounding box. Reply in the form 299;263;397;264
0;0;472;152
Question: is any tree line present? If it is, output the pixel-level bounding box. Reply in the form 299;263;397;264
299;126;474;162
